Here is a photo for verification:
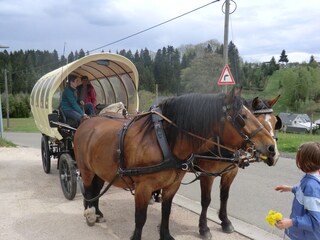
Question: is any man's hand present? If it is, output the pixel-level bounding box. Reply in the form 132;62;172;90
80;100;85;106
82;114;90;119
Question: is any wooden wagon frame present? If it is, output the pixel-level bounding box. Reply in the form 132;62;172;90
30;53;139;199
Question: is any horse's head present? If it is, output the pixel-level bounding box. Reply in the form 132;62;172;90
247;95;282;166
222;87;279;166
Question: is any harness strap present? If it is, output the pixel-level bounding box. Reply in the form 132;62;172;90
151;107;174;161
117;110;195;177
118;154;195;176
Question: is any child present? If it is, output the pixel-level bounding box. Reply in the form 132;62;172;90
275;142;320;240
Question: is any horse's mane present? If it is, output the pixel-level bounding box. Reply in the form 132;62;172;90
155;93;243;147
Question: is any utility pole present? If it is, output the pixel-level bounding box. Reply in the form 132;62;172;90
223;0;230;93
0;44;9;138
4;68;9;129
0;85;3;138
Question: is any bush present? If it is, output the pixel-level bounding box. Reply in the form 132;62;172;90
1;93;30;118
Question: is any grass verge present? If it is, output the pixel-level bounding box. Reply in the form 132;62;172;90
3;117;39;132
277;132;320;152
0;137;16;147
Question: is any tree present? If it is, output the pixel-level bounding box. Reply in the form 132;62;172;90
214;44;223;55
228;41;243;85
204;44;213;53
309;55;318;68
181;49;196;69
279;49;289;65
268;56;279;74
153;46;181;94
181;52;224;93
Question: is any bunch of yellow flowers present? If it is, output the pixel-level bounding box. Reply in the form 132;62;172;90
266;210;283;226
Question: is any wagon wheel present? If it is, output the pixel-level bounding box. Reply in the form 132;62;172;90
41;135;51;174
59;153;77;200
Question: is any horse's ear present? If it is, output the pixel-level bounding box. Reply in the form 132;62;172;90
267;95;281;108
234;86;242;96
226;87;235;104
251;97;260;110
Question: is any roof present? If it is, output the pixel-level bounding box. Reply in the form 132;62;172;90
30;52;139;139
279;112;318;131
278;113;297;125
278;112;311;125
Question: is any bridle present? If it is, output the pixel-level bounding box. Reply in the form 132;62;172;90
221;104;264;151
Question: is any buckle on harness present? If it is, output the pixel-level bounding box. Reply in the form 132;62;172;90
181;163;189;171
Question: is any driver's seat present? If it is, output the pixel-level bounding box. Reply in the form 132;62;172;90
58;106;78;128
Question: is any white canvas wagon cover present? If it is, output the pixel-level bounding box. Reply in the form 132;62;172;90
30;52;139;139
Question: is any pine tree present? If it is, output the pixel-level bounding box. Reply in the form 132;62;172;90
279;49;289;65
228;41;242;84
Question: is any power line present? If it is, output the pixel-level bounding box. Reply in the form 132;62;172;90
88;0;221;53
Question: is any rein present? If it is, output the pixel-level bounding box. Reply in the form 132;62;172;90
150;109;238;153
117;103;263;177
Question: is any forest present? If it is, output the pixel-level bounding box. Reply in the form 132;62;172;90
0;40;319;117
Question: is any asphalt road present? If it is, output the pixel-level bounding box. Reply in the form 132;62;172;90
3;132;298;238
3;132;42;148
179;157;301;238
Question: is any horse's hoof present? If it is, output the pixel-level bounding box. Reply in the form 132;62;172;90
96;214;106;223
199;230;212;240
84;207;96;226
221;222;234;233
160;236;175;240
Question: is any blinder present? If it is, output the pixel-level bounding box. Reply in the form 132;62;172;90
234;114;245;129
223;103;264;150
275;115;282;130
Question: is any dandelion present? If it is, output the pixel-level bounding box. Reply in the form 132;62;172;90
266;210;282;226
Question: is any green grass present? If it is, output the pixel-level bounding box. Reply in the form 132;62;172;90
0;117;38;147
2;117;39;132
277;132;320;152
0;137;16;147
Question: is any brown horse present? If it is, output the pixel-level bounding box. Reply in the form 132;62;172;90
196;95;282;239
74;88;278;240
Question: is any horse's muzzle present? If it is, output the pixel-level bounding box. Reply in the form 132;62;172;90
256;144;278;166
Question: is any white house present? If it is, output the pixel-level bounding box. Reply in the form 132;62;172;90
278;113;318;133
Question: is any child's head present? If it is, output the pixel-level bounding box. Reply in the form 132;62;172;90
296;142;320;173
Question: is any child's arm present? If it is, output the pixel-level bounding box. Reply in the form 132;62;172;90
275;185;292;192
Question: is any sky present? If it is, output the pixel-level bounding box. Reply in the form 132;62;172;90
1;0;319;63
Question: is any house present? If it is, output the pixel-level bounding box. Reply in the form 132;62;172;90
278;112;319;133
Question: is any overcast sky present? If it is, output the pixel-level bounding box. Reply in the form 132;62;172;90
1;0;319;63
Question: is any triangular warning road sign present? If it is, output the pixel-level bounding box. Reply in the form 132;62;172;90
218;65;235;85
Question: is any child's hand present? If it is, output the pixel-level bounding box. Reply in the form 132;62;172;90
275;218;293;229
275;185;292;192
